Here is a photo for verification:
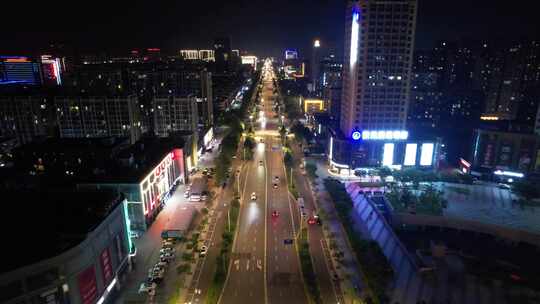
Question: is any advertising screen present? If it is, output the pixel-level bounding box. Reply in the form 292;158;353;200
404;143;417;166
382;143;394;166
420;143;434;166
77;266;97;304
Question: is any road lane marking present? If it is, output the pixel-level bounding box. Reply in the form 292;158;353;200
247;260;250;271
234;259;240;271
263;137;269;304
257;259;262;270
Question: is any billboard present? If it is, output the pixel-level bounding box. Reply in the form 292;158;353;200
404;143;417;166
382;143;394;166
420;143;434;166
77;266;97;304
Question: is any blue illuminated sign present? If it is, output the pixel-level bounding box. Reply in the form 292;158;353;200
352;131;362;140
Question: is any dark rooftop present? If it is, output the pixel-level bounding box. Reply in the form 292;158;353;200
1;189;121;273
81;135;189;183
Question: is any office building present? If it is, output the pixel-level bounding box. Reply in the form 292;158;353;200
54;95;142;144
180;50;200;60
241;55;258;70
311;39;322;93
285;50;298;60
329;0;421;171
199;50;215;62
320;55;343;123
0;56;42;85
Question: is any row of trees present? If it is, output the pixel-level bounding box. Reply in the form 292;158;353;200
323;178;393;303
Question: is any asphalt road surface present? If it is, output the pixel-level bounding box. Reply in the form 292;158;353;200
220;63;308;304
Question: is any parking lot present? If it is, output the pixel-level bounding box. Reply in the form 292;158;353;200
435;182;540;234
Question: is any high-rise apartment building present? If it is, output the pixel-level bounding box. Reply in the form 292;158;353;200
483;41;540;125
54;95;142;144
340;0;417;137
0;96;50;144
214;37;233;74
328;0;435;172
152;96;198;138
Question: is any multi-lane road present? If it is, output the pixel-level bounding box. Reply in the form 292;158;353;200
219;63;308;304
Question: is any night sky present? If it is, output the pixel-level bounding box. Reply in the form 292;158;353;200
2;0;539;57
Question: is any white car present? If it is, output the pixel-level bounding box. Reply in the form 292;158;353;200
160;247;173;255
251;192;257;201
274;176;279;183
199;246;208;257
139;282;156;293
161;252;175;261
129;231;140;239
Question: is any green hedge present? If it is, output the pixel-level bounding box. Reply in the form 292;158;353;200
298;228;322;303
323;178;393;303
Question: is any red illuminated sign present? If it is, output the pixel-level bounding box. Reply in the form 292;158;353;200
100;247;113;285
77;266;97;304
459;158;471;168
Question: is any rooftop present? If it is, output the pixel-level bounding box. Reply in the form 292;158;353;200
81;135;190;183
1;189;121;273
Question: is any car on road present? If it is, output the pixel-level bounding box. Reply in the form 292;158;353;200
498;183;511;189
139;282;156;293
259;160;264;166
129;231;140;239
184;191;190;198
272;210;279;217
199;245;208;257
160;247;173;255
274;176;279;183
273;183;278;189
161;252;175;261
232;155;237;159
307;217;317;225
251;192;257;201
162;240;174;247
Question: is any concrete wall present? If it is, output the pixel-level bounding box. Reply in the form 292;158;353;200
394;213;540;247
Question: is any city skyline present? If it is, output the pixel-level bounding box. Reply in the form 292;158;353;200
2;1;540;304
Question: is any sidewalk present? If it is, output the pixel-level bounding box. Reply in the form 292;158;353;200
293;147;366;304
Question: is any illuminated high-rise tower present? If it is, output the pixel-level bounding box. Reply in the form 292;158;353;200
341;0;417;138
